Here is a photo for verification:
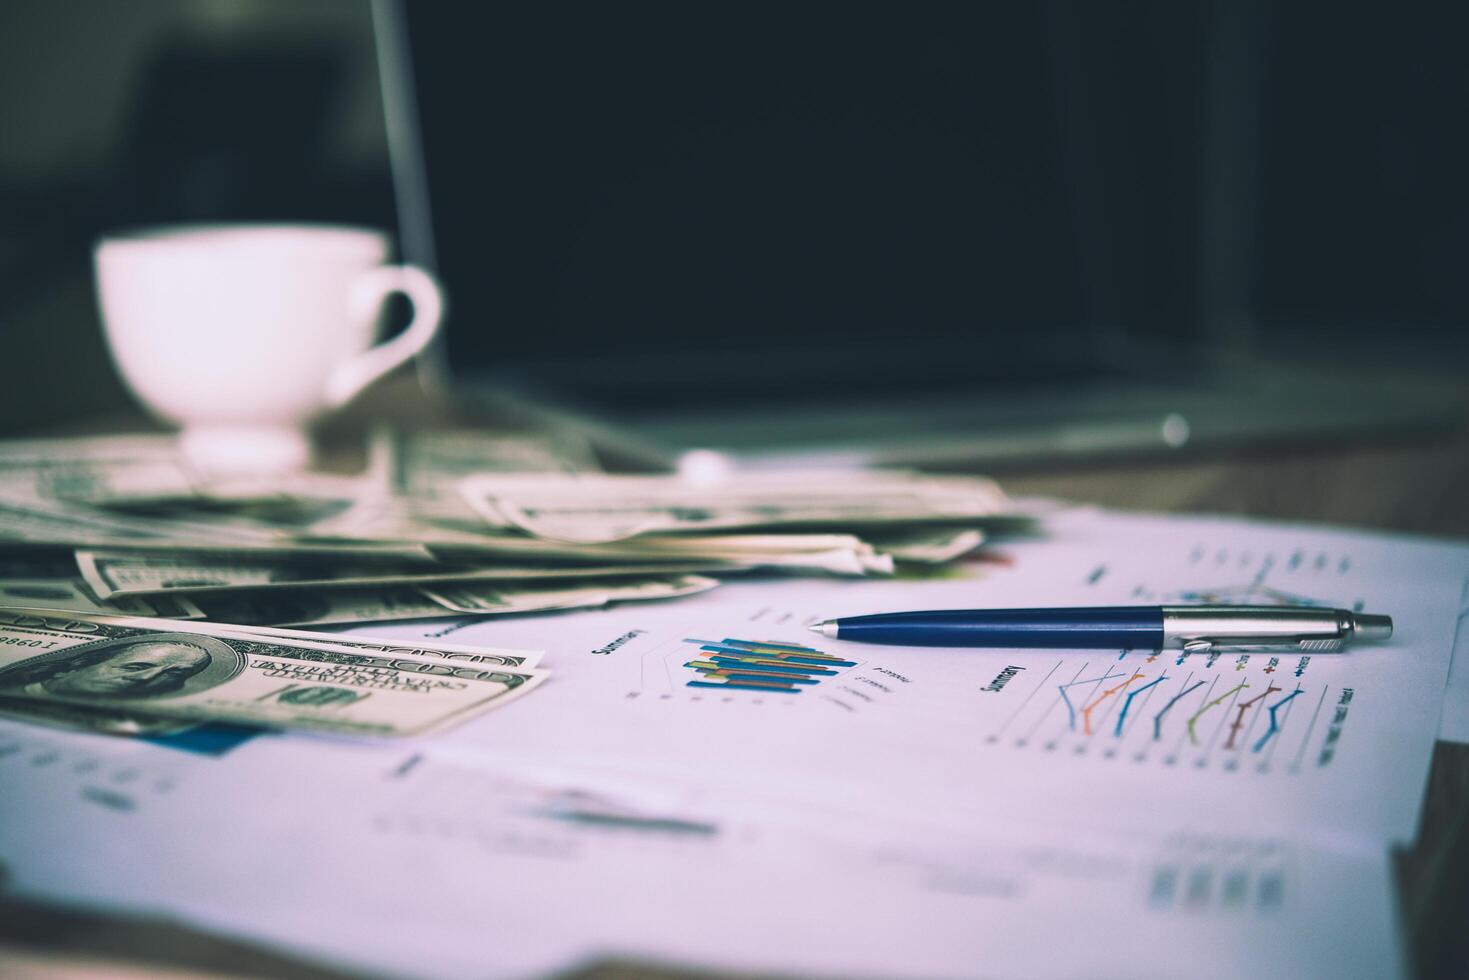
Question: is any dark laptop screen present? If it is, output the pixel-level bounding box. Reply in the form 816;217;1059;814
398;3;1105;409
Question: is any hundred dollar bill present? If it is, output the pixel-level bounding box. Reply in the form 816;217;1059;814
0;495;428;558
0;498;179;548
0;607;543;667
214;624;543;668
312;505;888;575
865;527;986;564
298;503;675;561
303;501;865;570
184;585;460;628
76;550;731;599
0;695;196;736
0;578;203;619
376;427;595;494
459;471;1013;545
0;549;85;579
422;574;721;615
0;435;184;482
306;428;601;535
509;532;892;575
0;619;543;736
0;454;265;544
10;458;198;507
187;577;712;630
0;608;547;737
0;434;361;513
0;436;419;554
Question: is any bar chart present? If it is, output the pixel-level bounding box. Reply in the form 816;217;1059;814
680;637;858;694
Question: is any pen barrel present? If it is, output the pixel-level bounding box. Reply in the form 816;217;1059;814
835;607;1164;648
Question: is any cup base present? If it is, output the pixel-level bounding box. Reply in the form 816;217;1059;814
179;426;312;476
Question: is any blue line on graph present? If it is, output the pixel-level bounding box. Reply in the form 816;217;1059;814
1251;687;1304;753
704;657;838;676
1113;675;1169;737
687;680;801;694
1152;681;1206;741
1059;671;1127;731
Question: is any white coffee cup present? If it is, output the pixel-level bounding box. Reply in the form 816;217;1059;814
94;223;444;474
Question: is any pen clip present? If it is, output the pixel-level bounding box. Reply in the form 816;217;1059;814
1181;636;1343;654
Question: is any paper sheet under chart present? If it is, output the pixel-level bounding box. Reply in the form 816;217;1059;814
359;507;1469;847
0;723;1402;980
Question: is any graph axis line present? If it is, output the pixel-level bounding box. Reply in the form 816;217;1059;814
1290;686;1331;771
990;660;1064;740
1059;670;1128;732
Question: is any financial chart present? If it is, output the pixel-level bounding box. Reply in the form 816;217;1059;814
527;513;1464;848
680;637;859;694
621;614;916;716
346;507;1464;848
970;535;1367;773
982;653;1348;775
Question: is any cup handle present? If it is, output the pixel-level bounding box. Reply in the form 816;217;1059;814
323;264;445;409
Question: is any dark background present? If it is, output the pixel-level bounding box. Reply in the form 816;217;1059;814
1;0;1466;431
0;0;387;433
411;1;1094;404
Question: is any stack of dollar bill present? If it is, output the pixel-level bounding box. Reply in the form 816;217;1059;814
0;429;1025;736
0;606;550;738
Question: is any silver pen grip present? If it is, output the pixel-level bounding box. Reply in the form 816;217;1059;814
1160;606;1392;653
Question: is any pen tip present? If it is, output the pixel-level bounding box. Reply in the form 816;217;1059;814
808;621;829;636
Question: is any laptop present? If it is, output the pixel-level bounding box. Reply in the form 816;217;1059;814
372;1;1457;470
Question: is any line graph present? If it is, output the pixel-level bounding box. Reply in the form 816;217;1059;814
1187;682;1248;747
1059;670;1128;731
1114;539;1365;614
1252;687;1304;754
1224;684;1281;750
1081;672;1145;735
1152;678;1204;741
980;651;1340;775
960;530;1393;782
1114;674;1168;736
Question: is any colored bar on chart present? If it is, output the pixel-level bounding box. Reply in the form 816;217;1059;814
681;637;858;695
688;680;804;694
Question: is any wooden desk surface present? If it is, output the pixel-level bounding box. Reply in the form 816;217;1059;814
3;373;1467;979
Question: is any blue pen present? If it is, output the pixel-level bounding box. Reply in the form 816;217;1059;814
809;606;1393;653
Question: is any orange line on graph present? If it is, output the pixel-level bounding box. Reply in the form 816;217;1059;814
1224;684;1281;749
1081;672;1146;735
1187;683;1249;746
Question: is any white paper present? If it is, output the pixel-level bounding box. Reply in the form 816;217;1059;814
1;505;1457;979
0;723;1400;980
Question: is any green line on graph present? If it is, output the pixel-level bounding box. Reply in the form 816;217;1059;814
1187;683;1248;746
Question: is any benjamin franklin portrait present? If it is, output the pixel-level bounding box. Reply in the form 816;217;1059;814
0;632;245;701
